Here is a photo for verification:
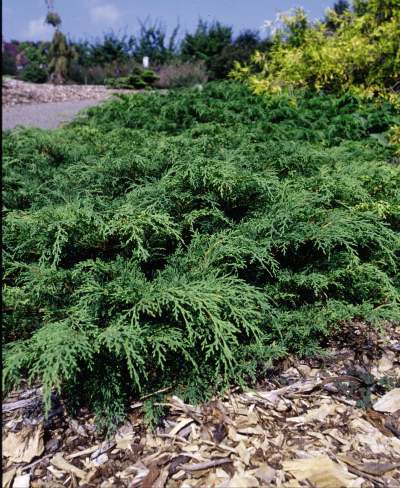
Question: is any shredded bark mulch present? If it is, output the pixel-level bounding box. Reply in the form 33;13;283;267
2;322;400;487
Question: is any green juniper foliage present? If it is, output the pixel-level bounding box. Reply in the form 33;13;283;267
3;81;400;430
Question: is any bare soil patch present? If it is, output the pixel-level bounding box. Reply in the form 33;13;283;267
2;322;400;488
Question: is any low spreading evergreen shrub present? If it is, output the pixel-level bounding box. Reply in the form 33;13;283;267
105;68;159;90
3;81;399;431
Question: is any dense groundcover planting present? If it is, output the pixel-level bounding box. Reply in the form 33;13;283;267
3;81;400;429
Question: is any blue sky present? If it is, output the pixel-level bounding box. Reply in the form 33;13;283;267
3;1;334;42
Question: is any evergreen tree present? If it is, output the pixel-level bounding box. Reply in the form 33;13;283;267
132;18;179;65
181;20;233;79
45;0;76;84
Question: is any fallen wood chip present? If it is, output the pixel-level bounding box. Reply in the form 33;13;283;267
3;423;44;463
283;455;361;488
229;472;260;487
12;474;30;488
141;465;160;488
169;455;192;475
66;445;99;459
236;441;251;465
236;426;264;435
287;404;337;423
343;464;386;487
51;453;87;480
202;440;237;454
2;468;16;488
320;375;363;386
21;453;53;471
171;469;185;481
277;378;322;396
338;455;400;476
2;397;40;413
91;453;108;466
130;467;150;487
153;468;169;488
253;464;276;484
141;451;173;467
157;433;190;444
244;378;322;405
180;458;232;471
168;418;194;436
90;440;115;460
373;388;400;413
385;414;400;438
47;466;64;480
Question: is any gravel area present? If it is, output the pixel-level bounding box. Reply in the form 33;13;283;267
2;98;108;131
2;78;129;107
1;78;137;131
1;79;162;131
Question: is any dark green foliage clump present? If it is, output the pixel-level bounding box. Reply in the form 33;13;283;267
20;63;48;83
2;48;18;76
3;81;399;430
181;20;233;79
105;68;159;90
181;21;270;80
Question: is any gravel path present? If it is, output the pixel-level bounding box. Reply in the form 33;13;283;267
2;98;107;131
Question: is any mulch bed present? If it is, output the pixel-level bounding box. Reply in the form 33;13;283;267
2;322;400;488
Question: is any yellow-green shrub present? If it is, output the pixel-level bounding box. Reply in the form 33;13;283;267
231;1;399;104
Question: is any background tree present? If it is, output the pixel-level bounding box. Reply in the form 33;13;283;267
20;41;49;66
2;41;18;76
14;41;49;82
211;29;271;79
48;31;76;84
69;39;92;84
45;0;76;84
89;32;133;66
132;18;179;66
181;20;233;80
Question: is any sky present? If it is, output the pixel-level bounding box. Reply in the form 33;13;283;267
3;0;335;43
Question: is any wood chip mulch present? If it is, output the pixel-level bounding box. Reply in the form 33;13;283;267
2;322;400;488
